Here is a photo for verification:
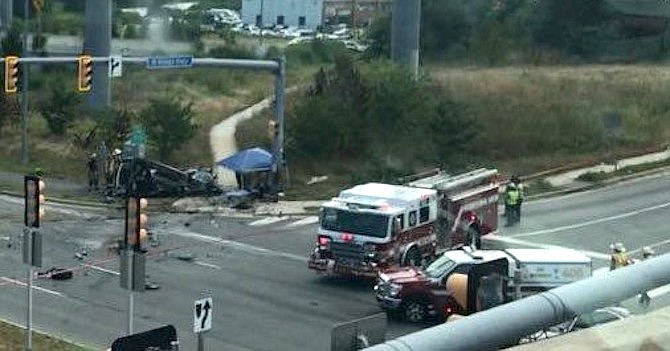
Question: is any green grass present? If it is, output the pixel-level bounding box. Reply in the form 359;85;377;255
0;321;93;351
524;178;559;197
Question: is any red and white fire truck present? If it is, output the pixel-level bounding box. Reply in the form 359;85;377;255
307;168;501;277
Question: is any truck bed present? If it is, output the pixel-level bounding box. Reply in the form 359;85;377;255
505;248;592;286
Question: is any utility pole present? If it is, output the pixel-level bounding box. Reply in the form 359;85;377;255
83;0;112;106
259;0;265;46
271;56;285;202
0;0;12;33
352;0;358;39
391;0;421;78
20;0;29;164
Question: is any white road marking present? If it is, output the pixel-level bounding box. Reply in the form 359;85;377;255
194;261;222;270
248;216;290;226
648;284;670;299
510;201;670;238
0;277;65;297
484;234;611;260
629;238;670;255
83;264;120;276
164;228;308;263
0;195;102;219
285;216;319;228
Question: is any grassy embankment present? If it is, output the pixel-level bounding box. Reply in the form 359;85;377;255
0;320;92;351
236;64;670;200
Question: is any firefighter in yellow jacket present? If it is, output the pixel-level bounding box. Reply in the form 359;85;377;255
610;242;632;271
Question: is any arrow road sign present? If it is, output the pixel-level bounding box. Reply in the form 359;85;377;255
147;55;194;70
109;55;122;77
194;297;213;333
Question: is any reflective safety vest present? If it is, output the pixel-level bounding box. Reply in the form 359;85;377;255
505;189;520;206
611;252;631;269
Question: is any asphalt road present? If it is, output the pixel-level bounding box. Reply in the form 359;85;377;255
1;172;670;350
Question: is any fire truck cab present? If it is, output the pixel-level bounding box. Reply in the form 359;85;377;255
308;168;501;278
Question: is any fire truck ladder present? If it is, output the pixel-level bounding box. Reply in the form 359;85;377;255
407;168;498;193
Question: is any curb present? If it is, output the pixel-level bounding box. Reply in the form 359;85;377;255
527;165;670;201
3;165;669;217
0;190;111;209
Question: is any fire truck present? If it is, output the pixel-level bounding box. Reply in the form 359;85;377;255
307;168;501;277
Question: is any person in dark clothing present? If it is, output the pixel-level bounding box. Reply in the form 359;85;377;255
87;153;99;191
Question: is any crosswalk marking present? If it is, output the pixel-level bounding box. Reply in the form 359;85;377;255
246;215;319;228
285;216;319;227
248;216;290;226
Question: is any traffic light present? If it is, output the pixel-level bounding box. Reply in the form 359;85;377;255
77;55;93;93
126;197;149;248
4;56;19;94
24;175;46;228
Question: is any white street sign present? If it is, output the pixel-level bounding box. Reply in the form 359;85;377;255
109;55;122;78
194;297;213;333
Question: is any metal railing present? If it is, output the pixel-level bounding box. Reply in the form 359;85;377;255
364;253;670;351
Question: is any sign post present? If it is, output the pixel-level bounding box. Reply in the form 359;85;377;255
109;55;122;77
194;297;213;351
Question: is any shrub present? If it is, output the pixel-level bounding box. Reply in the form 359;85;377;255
39;86;82;135
140;95;198;161
209;44;255;59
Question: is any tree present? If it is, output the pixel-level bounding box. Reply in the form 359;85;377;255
365;15;391;59
168;10;203;41
0;91;20;129
290;58;475;175
1;25;23;56
141;96;197;161
94;107;135;148
366;0;474;60
39;86;81;135
528;0;613;56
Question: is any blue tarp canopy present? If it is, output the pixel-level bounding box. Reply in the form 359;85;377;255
216;147;274;173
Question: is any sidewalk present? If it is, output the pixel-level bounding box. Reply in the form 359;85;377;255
209;97;274;187
543;148;670;188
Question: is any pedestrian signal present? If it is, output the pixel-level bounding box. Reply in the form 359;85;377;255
77;55;93;93
4;56;19;94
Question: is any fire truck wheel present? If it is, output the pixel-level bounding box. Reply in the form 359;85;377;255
403;299;428;323
402;247;422;267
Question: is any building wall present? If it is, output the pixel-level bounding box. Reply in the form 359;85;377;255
324;0;392;26
241;0;324;29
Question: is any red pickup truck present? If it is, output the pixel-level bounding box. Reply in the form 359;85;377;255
374;247;592;323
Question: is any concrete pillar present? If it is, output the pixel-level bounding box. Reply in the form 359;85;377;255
391;0;420;78
83;0;112;107
0;0;12;32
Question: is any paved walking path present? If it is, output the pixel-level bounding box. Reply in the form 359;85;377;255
209;97;274;188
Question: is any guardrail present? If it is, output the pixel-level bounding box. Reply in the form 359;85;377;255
364;253;670;351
